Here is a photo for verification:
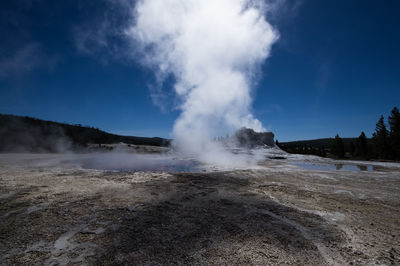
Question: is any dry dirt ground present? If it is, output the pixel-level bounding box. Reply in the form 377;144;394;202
0;153;399;265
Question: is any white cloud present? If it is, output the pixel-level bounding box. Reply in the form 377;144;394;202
72;0;134;64
0;43;60;79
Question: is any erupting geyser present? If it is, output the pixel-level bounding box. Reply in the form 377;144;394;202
126;0;279;165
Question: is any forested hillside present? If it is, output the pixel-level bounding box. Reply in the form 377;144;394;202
0;114;170;152
278;106;400;161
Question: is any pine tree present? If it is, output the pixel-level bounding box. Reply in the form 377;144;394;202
301;145;306;154
330;139;337;157
355;131;368;158
349;141;355;157
388;107;400;160
372;115;389;159
321;145;326;157
331;134;345;158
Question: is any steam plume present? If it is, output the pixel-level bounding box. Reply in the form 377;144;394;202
126;0;278;164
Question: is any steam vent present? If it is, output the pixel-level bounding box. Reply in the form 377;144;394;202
234;127;275;148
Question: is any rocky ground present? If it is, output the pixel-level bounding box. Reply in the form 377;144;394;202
0;152;399;265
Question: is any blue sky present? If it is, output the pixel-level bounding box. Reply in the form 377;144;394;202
1;0;399;141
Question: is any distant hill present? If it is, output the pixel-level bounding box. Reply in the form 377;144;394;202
278;137;372;157
280;138;372;149
0;114;170;152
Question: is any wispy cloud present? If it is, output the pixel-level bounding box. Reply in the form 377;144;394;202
266;0;304;23
315;61;332;91
72;0;176;108
148;83;170;113
72;0;133;64
0;42;60;79
73;20;113;58
265;103;284;113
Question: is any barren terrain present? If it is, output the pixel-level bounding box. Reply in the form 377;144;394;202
1;151;399;265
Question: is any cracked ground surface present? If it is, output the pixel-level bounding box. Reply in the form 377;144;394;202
0;153;399;265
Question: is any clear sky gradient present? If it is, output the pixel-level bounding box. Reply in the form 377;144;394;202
1;0;399;141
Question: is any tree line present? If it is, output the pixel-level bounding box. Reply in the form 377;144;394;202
278;106;400;161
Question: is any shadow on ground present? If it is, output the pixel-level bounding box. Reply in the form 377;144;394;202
0;171;346;265
92;173;344;265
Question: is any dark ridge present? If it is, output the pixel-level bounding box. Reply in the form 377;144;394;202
277;137;373;159
280;138;371;149
0;114;170;152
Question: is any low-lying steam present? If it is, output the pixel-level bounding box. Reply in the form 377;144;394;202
126;0;278;165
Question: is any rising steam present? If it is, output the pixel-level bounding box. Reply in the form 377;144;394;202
126;0;278;164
